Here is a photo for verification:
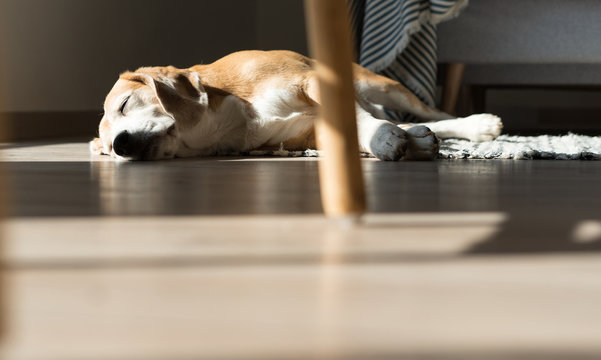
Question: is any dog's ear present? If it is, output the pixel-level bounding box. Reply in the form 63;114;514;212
121;69;208;130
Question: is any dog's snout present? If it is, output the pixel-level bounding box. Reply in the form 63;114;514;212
112;131;160;160
113;131;132;156
167;124;176;136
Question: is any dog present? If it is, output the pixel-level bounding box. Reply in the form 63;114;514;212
90;50;502;161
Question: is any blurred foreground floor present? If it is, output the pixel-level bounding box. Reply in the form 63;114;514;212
1;142;601;360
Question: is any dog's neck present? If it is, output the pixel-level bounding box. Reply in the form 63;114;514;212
176;93;254;157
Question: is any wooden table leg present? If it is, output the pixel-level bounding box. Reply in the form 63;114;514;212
441;62;466;115
0;51;5;346
304;0;366;218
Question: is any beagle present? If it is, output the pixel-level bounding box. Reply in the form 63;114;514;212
90;50;502;161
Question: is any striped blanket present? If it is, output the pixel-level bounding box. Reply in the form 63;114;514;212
349;0;467;120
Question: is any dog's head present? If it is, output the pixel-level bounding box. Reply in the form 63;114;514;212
90;66;208;160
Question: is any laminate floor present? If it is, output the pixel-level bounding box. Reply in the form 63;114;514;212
1;142;601;360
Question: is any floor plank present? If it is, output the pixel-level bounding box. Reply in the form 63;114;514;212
3;256;601;360
1;142;601;359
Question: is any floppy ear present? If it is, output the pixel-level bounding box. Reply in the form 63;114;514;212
121;69;208;130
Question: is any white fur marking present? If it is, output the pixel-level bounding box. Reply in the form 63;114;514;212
421;114;503;142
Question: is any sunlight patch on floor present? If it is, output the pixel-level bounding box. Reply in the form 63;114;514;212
3;212;506;267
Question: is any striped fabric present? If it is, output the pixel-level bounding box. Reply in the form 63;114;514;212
349;0;467;121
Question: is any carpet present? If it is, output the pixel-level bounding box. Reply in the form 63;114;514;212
439;133;601;160
246;133;601;160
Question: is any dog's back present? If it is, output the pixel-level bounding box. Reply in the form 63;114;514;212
191;50;317;104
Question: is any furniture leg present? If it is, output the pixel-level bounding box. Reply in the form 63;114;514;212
304;0;366;218
441;62;466;115
0;51;6;345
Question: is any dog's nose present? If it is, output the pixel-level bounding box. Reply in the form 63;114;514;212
113;131;133;156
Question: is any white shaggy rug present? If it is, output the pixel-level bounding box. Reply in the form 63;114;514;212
244;133;601;160
438;133;601;160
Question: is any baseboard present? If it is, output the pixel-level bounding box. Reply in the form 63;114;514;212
0;111;101;142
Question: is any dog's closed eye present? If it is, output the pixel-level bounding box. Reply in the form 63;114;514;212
119;96;130;115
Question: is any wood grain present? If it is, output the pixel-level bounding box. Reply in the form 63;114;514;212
1;142;601;359
304;0;366;217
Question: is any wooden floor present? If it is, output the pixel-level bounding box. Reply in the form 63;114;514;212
1;142;601;359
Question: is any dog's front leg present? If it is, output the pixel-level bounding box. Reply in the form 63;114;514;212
355;103;441;161
418;114;503;142
355;105;409;161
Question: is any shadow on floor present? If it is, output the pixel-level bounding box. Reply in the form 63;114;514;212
465;212;601;254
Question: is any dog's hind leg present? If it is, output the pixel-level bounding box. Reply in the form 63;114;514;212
306;76;407;160
306;74;437;160
352;65;503;142
353;64;450;121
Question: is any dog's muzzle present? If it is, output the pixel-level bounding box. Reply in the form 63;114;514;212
113;130;158;160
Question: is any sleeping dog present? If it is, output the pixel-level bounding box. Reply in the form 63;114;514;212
90;50;502;161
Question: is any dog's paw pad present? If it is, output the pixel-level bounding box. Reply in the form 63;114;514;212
404;125;439;160
369;123;408;161
463;114;503;142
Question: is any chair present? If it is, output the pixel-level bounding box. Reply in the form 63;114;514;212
304;0;366;218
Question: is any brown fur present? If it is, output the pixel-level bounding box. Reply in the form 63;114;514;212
92;50;502;161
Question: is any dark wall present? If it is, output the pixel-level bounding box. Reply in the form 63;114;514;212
0;0;307;113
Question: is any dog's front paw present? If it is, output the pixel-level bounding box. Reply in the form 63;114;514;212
366;122;408;161
89;137;104;155
462;114;503;142
404;125;439;160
